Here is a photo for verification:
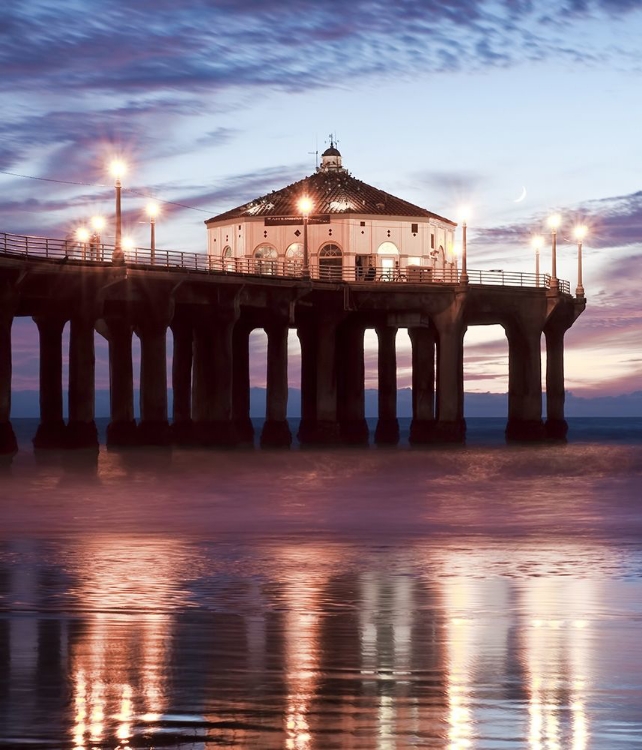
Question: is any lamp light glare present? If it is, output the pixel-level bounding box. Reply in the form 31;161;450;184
458;205;471;223
146;201;160;219
90;215;105;232
122;236;134;251
547;213;561;230
76;227;90;243
531;235;544;250
298;196;313;215
110;159;127;180
574;224;588;241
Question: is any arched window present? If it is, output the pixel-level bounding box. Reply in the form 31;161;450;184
253;244;278;275
318;243;342;280
222;245;234;271
377;241;399;255
285;242;303;276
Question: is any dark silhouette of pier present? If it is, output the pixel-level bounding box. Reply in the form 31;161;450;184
0;231;585;453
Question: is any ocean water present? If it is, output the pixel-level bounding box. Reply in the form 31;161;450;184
1;418;641;749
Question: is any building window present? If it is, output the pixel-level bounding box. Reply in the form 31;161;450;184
431;233;435;249
253;244;278;275
222;245;234;271
285;242;303;276
411;223;418;234
377;241;399;255
318;243;343;280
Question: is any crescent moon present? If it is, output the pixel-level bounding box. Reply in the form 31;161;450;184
514;186;527;203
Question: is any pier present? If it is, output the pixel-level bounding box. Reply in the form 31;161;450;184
0;230;585;453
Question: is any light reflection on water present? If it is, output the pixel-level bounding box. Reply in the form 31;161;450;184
1;428;642;748
1;537;640;748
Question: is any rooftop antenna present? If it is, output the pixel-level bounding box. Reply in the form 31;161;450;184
327;132;339;150
308;135;319;169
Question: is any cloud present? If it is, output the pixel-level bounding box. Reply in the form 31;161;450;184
0;162;307;240
2;0;641;102
475;190;642;250
412;169;488;195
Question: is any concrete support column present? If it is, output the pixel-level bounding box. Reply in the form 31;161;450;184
375;326;399;445
545;327;568;439
67;315;98;449
408;326;436;444
105;318;137;446
33;315;67;449
337;320;369;445
0;296;17;454
506;324;545;441
170;318;193;444
434;318;466;442
192;311;238;446
191;322;213;429
136;320;170;445
297;315;341;445
232;322;254;445
261;321;291;448
296;321;316;443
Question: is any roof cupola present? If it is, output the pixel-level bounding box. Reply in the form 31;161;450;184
319;136;345;172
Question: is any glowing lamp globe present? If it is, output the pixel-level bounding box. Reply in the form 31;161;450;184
298;196;313;216
90;215;105;232
146;201;160;219
547;214;561;230
574;225;588;241
110;160;127;180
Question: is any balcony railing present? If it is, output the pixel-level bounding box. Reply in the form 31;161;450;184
0;231;571;295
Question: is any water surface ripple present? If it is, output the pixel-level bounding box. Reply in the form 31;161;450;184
0;418;641;748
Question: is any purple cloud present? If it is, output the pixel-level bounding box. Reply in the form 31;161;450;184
2;1;641;101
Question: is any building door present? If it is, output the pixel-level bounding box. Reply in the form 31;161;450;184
318;244;343;280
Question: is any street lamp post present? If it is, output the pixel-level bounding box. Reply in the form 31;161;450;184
146;202;160;264
298;196;313;279
90;215;105;260
458;207;470;284
547;213;561;290
574;225;587;297
531;235;544;287
110;160;127;263
76;227;90;261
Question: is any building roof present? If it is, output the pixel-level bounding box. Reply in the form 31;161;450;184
205;168;456;225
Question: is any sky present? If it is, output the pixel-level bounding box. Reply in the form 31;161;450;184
1;0;641;402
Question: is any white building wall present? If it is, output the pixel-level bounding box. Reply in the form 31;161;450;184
207;214;457;271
